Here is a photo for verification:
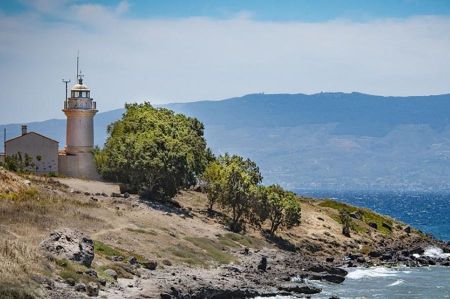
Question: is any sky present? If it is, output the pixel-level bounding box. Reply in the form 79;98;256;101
1;0;450;123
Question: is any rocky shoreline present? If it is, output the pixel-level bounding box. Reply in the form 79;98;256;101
42;228;450;299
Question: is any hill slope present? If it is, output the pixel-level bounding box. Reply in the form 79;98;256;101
2;92;450;190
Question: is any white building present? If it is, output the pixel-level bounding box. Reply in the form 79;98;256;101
4;125;59;174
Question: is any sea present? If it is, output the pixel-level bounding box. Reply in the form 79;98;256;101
263;190;450;298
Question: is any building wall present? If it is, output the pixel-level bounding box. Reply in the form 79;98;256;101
64;110;96;154
59;152;99;180
5;133;58;174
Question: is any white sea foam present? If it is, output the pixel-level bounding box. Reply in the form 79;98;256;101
346;267;399;280
388;279;405;287
423;246;450;259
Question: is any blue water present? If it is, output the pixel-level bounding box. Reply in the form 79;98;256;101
257;266;450;299
295;190;450;241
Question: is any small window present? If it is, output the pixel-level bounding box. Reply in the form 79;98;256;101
78;91;82;97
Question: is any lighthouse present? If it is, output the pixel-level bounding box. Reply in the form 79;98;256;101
58;58;99;179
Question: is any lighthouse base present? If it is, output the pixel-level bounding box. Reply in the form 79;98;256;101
58;151;100;180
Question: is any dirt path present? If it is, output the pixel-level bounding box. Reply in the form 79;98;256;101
56;177;120;195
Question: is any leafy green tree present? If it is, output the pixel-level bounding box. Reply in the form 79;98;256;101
203;154;262;232
95;103;211;201
201;160;223;214
257;184;301;235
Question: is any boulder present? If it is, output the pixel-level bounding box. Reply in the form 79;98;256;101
350;211;362;220
368;250;382;258
404;226;412;234
85;269;98;277
40;228;94;267
105;269;118;280
128;256;138;265
257;256;268;271
86;282;99;297
142;260;158;270
368;222;378;229
74;283;87;292
279;282;321;294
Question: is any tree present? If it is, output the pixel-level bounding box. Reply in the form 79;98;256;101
201;160;223;214
339;209;352;237
257;185;301;235
203;154;262;232
95;103;211;201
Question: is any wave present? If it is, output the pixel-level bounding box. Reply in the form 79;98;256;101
388;279;405;287
423;246;450;259
347;267;399;279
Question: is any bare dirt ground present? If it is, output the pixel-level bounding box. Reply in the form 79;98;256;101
56;177;120;195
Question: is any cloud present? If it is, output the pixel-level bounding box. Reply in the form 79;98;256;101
1;2;450;123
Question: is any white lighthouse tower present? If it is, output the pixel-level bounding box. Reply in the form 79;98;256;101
58;58;99;179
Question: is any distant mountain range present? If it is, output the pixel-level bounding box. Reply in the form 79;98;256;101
2;92;450;191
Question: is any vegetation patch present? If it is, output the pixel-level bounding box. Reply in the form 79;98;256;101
319;200;394;235
126;227;158;236
0;284;35;299
169;244;207;267
219;233;264;249
94;240;146;263
185;237;235;265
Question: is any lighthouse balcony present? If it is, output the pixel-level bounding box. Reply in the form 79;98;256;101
64;99;96;110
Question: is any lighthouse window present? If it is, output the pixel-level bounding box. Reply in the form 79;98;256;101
78;91;82;97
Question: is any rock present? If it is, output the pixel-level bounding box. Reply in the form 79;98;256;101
128;256;138;265
160;293;173;299
101;192;108;197
257;256;268;271
75;283;87;292
321;274;346;284
40;228;94;267
368;250;382;258
306;265;348;277
404;226;412;233
381;253;393;261
110;255;124;262
85;269;98;277
348;253;361;260
98;278;106;286
279;283;322;294
342;226;351;238
142;260;158;270
326;257;334;263
410;247;425;255
382;222;392;231
111;192;122;198
350;211;362;220
86;282;99;297
356;257;366;263
105;269;118;280
84;192;91;196
123;192;130;198
317;217;325;221
368;222;378;229
65;278;76;286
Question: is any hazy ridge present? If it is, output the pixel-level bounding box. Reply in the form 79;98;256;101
2;92;450;190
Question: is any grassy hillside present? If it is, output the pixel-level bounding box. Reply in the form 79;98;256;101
0;168;424;297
